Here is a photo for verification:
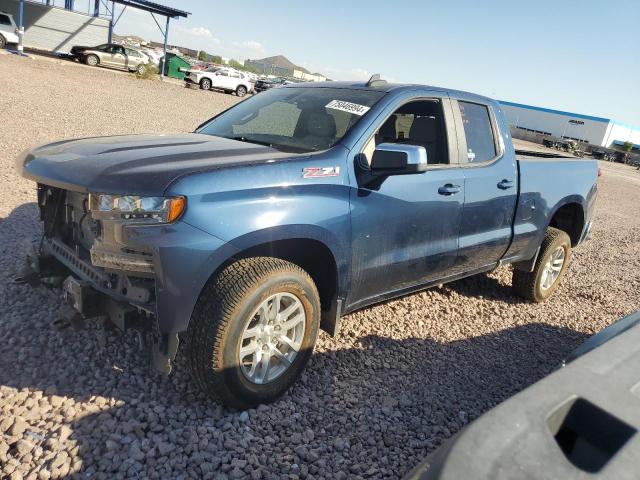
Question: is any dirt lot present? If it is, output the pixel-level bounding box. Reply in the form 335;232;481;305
1;53;639;480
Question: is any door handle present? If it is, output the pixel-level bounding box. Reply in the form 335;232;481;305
497;179;514;190
438;184;461;196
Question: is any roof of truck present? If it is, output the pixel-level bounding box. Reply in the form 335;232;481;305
283;80;496;104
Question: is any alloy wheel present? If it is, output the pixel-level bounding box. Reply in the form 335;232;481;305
238;292;306;385
540;246;565;290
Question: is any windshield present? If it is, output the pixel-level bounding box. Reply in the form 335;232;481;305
198;87;385;153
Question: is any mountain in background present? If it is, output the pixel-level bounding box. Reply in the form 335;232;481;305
247;55;308;74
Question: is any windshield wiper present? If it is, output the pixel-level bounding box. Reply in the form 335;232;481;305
232;136;274;148
229;136;311;154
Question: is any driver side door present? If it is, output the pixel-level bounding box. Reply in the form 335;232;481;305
347;93;465;308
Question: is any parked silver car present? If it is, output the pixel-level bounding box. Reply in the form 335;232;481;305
70;43;148;74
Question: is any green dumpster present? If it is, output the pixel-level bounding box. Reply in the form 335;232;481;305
159;53;191;80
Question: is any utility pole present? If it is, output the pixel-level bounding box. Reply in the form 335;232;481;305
108;1;114;43
161;16;170;79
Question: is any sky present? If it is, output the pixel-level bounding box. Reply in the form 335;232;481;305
76;0;639;125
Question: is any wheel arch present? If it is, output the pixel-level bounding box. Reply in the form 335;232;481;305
206;234;342;336
547;198;586;246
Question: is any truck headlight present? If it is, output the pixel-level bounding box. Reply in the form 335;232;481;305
89;194;186;223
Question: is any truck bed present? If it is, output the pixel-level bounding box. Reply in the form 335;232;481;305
515;149;579;160
503;154;599;263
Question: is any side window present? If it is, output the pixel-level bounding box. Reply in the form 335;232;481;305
458;101;496;163
0;14;11;26
362;99;449;165
218;70;229;76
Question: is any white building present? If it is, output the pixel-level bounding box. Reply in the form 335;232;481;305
499;100;640;149
292;70;327;82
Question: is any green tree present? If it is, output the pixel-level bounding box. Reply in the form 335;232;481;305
197;50;208;62
211;55;223;64
623;141;634;153
228;59;244;70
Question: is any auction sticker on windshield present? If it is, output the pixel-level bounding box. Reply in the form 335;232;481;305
325;100;370;116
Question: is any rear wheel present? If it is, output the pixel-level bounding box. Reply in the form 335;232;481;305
85;54;99;67
236;85;247;97
200;78;211;90
0;34;6;50
186;257;321;409
512;227;571;302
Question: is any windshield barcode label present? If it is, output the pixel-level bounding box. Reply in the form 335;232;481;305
325;100;370;116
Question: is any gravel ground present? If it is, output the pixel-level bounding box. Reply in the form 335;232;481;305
1;53;640;480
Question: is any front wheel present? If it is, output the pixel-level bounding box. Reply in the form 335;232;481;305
200;78;211;90
0;34;6;50
512;227;571;302
136;64;146;75
236;85;247;97
186;257;320;409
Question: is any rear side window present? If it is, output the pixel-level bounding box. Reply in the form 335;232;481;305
458;101;496;163
0;14;11;25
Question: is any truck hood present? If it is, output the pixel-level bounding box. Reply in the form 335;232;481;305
17;133;300;196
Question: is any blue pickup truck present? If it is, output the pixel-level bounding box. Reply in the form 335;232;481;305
17;77;598;408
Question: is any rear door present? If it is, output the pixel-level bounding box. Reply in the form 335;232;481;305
124;48;141;70
449;96;518;272
228;71;244;90
347;91;465;307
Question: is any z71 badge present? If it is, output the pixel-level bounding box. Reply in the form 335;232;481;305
302;167;341;178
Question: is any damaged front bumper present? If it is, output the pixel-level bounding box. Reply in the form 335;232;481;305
21;219;232;375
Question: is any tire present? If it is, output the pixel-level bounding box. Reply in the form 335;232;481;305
0;34;6;50
512;227;571;302
236;85;247;97
136;64;146;75
85;54;99;67
186;257;321;409
200;78;211;90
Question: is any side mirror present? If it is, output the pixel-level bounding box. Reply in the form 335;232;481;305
370;143;428;175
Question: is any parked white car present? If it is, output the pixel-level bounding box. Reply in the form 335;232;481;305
0;11;19;49
184;67;252;97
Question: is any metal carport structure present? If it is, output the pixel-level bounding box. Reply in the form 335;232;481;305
16;0;190;78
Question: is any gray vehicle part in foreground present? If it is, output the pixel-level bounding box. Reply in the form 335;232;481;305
405;309;640;480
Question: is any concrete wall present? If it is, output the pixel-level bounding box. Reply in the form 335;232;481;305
509;128;549;145
0;0;109;53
